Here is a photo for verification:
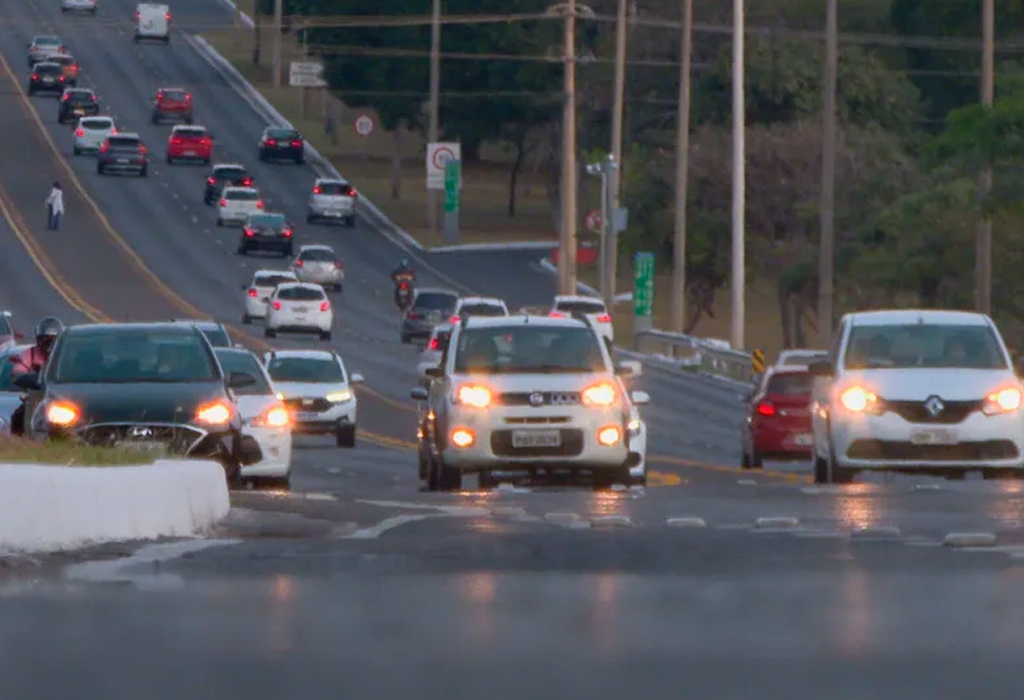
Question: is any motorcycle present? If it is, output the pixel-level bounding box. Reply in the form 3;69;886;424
395;281;413;310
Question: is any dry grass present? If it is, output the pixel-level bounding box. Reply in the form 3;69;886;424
202;21;559;247
0;436;160;466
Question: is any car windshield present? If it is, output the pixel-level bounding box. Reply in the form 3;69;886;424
278;286;324;302
215;168;246;180
266;357;344;383
214;350;271;396
267;129;298;140
299;248;335;262
80;118;113;129
844;323;1008;370
248;214;285;228
317;182;353;195
66;91;92;103
175;127;206;138
226;190;259;201
414;292;458;312
254;273;294;288
108;137;140;150
35;64;61;74
765;372;812;395
555;299;607;315
161;89;187;101
35;37;60;46
454;326;605;373
198;327;230;348
49;330;218;383
459;303;507;317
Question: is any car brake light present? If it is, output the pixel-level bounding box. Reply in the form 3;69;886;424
244;228;254;237
549;311;566;318
283;228;292;238
319;301;330;312
110;128;117;134
428;338;440;350
61;94;69;101
247;288;258;297
294;260;303;267
135;10;140;18
272;301;281;310
58;76;65;81
266;139;276;146
291;140;302;147
166;11;171;19
91;94;96;101
242;177;252;185
407;312;422;320
30;74;37;81
170;137;182;144
207;177;215;184
448;315;460;324
99;143;109;153
139;145;147;154
313;187;322;194
219;199;227;206
75;128;83;136
334;261;342;269
595;314;611;323
255;200;264;209
756;401;775;417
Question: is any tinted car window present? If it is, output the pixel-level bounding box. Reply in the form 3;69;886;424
765;373;812;395
35;36;60;46
454;326;604;373
844;324;1007;370
108;137;141;150
254;274;295;288
50;330;218;383
299;248;336;262
278;287;325;302
317;182;354;195
81;117;113;129
225;190;259;201
35;64;62;75
66;91;93;103
248;214;285;228
266;356;344;383
0;315;10;336
175;127;206;138
267;128;298;140
161;89;188;100
413;292;458;311
198;327;230;348
555;300;607;314
214;167;246;180
215;350;271;396
459;303;506;317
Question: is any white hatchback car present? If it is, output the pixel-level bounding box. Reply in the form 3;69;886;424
214;347;292;488
73;115;116;155
264;282;332;340
809;309;1024;484
242;269;297;323
452;296;509;322
264;350;363;447
216;186;264;227
62;0;97;14
290;244;344;292
307;177;357;227
550;295;613;343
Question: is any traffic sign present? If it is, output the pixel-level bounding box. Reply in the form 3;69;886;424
585;210;602;232
289;61;326;88
354;113;374;137
444;160;461;212
634;252;655;318
426;142;460;190
751;349;766;374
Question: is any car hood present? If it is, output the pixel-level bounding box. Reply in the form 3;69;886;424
46;382;228;423
273;381;348;399
449;372;615;393
839;368;1019;401
234;394;275;421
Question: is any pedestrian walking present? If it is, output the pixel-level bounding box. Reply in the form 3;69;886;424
45;181;63;230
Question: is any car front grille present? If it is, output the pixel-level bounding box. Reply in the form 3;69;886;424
847;439;1018;461
490;429;584;457
283;397;332;413
78;423;207;453
499;391;581;407
882;399;982;425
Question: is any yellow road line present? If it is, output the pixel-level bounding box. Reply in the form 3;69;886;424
649;454;811;483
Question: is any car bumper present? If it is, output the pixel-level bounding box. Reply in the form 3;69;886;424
266;314;332;332
295;270;343;286
218;210;255;224
289;401;356;433
30;81;64;92
244;235;291;249
98;157;147;171
74;137;106;151
827;410;1024;469
239;425;292;478
308;204;354;218
169;148;210;160
754;420;813;458
263;147;303;159
156;109;191;118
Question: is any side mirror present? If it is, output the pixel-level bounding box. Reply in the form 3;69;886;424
410;387;428;401
13;373;41;391
349;373;364;384
808;360;833;377
616;360;642;377
227;371;256;388
425;366;445;378
630;390;651;406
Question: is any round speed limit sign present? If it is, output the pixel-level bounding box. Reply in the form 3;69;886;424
354;114;374;137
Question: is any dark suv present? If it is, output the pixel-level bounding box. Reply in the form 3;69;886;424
97;133;148;176
27;62;66;95
57;87;99;123
400;288;460;344
257;127;304;164
204;163;252;204
151;87;193;124
166;319;233;348
238;212;294;257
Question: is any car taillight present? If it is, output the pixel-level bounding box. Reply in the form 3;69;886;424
407;312;422;320
219;199;227;206
61;94;70;101
170;137;182;144
135;10;140;18
166;12;171;19
428;338;440;350
342;187;356;196
334;261;342;269
319;301;330;312
448;315;460;324
110;128;117;134
291;140;302;147
58;76;65;81
244;228;254;237
283;228;292;238
207;177;215;184
595;314;612;323
202;138;211;145
242;177;252;185
294;260;303;267
756;401;775;417
398;282;409;289
99;143;109;153
255;200;264;209
549;311;566;318
313;187;322;194
247;288;258;297
30;74;37;80
74;128;83;136
138;145;147;154
90;94;96;101
266;139;276;146
272;301;281;310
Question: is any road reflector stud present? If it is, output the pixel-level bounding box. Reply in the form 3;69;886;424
666;517;707;528
944;532;996;548
591;515;633;528
755;516;799;529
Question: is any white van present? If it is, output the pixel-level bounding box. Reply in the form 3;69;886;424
134;3;170;43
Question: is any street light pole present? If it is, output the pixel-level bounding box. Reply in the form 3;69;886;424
730;0;745;349
670;0;693;334
558;0;579;296
604;0;628;308
817;0;838;347
427;0;441;235
976;0;994;314
271;0;283;89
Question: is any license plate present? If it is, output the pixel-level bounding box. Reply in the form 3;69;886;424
296;412;316;421
184;150;196;156
512;430;561;448
73;109;84;115
911;428;958;446
43;78;53;83
294;306;308;313
326;210;341;216
792;433;813;446
116;158;129;163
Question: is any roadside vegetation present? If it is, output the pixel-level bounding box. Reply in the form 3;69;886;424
0;436;159;466
203;0;1024;356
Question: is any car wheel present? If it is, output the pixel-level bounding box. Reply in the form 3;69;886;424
96;164;105;175
242;313;251;324
89;6;96;13
814;441;854;485
631;472;648;487
202;158;210;165
237;245;247;255
477;471;497;490
319;330;331;341
742;448;763;470
132;34;139;43
401;334;410;344
284;246;293;257
259;475;290;491
72;146;80;156
306;213;315;224
150;114;159;124
139;165;148;177
596;468;631;490
264;328;276;338
345;216;356;228
295;156;304;164
216;218;223;227
435;456;462;492
335;425;356;448
166;155;173;164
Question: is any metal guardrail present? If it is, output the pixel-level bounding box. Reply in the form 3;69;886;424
632;329;754;385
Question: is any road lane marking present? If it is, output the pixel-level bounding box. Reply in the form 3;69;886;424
649;454;811;483
64;539;240;588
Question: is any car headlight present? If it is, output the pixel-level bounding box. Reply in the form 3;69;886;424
983;387;1022;415
326;390;352;403
454;384;492;408
838;386;880;413
627;418;641;436
195;401;233;425
46;401;79;427
581;382;617;407
252;404;290;428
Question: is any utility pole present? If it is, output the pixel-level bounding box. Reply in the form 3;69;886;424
604;0;628;308
730;0;745;350
670;0;693;334
817;0;838;347
427;0;441;235
271;0;283;89
557;0;579;296
976;0;994;314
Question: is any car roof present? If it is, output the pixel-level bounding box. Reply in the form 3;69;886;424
414;288;459;296
275;281;323;290
461;315;589;330
110;132;140;139
254;268;296;277
172;123;205;131
765;364;810;377
265;349;339;362
298;244;335;253
35;62;61;68
158;86;187;92
264;126;297;132
64;87;93;93
63;322;202;335
213;162;246;170
33;35;60;42
314;177;350;185
223;186;258;194
553;294;606;305
457;296;505;306
167;319;226;330
844;309;991;327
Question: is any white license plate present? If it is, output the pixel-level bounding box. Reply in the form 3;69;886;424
73;109;84;115
116;158;129;163
296;412;316;421
184;150;196;156
512;430;561;448
792;433;813;446
294;306;308;313
911;428;958;446
43;78;53;83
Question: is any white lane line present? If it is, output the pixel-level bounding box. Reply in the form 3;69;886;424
666;517;707;528
356;499;491;516
590;515;633;528
944;532;997;548
344;514;436;539
64;539;240;589
755;516;800;529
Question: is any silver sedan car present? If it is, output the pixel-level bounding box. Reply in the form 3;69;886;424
289;245;343;292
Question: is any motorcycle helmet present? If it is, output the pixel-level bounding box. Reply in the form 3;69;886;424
35;316;65;352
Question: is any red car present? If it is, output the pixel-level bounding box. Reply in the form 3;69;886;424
151;87;193;124
741;365;814;468
166;124;213;164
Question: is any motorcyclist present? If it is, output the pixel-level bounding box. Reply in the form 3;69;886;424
9;316;64;436
391;259;416;284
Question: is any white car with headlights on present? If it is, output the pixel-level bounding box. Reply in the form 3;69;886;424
264;350;363;447
242;269;297;324
264;282;332;341
214;347;292;488
216;186;264;227
808;309;1024;484
410;314;649;491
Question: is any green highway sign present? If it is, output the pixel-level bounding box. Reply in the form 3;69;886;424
634;252;654;317
444;159;460;212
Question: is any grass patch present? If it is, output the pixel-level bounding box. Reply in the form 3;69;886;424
0;436;160;466
200;21;560;247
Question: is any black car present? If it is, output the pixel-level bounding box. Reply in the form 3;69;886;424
97;132;148;176
28;62;67;95
204;163;252;204
57;87;99;124
12;323;260;480
257;127;304;164
238;212;294;257
166;319;233;348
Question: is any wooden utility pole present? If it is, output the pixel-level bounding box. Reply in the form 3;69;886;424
976;0;994;314
817;0;838;347
557;0;579;295
670;0;693;334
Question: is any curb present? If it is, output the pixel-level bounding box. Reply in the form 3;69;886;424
0;460;230;553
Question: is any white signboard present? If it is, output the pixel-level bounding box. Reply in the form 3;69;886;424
426;142;460;190
289;61;326;88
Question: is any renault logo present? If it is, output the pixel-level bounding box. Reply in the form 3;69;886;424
529;392;544;406
924;396;944;417
128;427;153;438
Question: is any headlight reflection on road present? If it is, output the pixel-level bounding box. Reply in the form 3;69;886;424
588;490;629;518
837;568;870;658
267;574;297;654
457;572;496;640
832;483;883;530
592;574;621;652
987;479;1024;526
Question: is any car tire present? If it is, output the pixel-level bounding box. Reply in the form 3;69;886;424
96;164;105;175
264;328;276;338
631;472;648;487
216;218;223;227
596;467;631;490
27;87;34;96
477;471;497;490
139;165;148;177
202;158;210;165
133;34;139;43
150;114;159;124
814;440;854;485
345;216;356;228
336;425;356;448
72;146;80;156
237;245;248;256
283;246;293;257
166;155;173;164
258;151;267;162
306;213;315;224
242;313;251;324
741;449;763;470
295;156;304;165
319;330;331;341
90;6;96;13
434;456;462;492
